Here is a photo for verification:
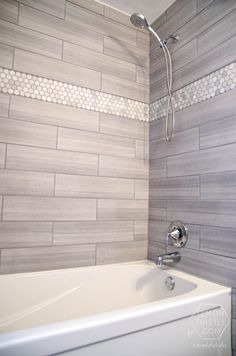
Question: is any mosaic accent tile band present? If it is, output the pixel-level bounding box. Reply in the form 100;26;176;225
0;67;149;122
150;62;236;121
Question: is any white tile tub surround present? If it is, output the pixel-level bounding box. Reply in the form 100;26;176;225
150;61;236;121
0;68;149;121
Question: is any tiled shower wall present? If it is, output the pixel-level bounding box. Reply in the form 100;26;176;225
0;0;149;273
148;0;236;352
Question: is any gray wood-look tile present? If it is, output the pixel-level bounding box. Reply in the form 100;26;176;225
136;140;149;160
0;118;57;148
19;0;65;18
0;244;96;274
167;142;236;177
148;239;163;262
134;220;148;241
135;179;149;200
96;240;147;265
150;76;167;103
0;19;62;60
53;220;133;245
0;196;2;214
174;247;236;289
104;6;132;27
14;49;101;90
68;0;104;15
3;196;97;221
58;127;135;158
166;0;196;22
6;144;98;176
136;65;149;86
97;199;148;221
103;36;149;68
233;289;236;320
0;222;52;248
100;114;148;140
149;200;166;220
63;41;136;82
198;10;236;56
0;43;13;68
150;158;167;179
0;169;54;196
150;128;199;159
200;115;236;149
0;144;6;168
149;119;165;141
233;319;236;351
136;31;149;53
200;225;236;258
150;176;200;199
65;2;136;46
0;0;18;23
0;93;9;117
101;73;149;103
201;172;236;200
10;96;99;132
174;90;236;134
99;155;148;179
167;200;236;229
55;174;134;199
197;0;214;13
19;5;103;52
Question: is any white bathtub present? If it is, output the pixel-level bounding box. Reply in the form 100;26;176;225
0;261;231;356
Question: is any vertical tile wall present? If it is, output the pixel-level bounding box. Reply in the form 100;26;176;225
0;0;150;273
148;0;236;353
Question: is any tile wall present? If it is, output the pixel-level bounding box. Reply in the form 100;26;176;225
0;0;150;273
148;0;236;353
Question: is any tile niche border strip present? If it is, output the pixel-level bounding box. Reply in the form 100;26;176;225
150;61;236;121
0;67;149;122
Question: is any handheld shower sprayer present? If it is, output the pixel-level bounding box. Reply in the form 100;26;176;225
130;13;176;142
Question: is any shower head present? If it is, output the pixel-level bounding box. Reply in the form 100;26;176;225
130;13;149;29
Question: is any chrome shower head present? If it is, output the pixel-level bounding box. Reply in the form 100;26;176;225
130;13;149;29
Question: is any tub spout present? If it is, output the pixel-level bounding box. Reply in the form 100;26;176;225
156;251;181;267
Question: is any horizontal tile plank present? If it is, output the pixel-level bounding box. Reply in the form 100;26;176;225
167;200;236;229
97;199;148;220
0;222;52;248
135;139;149;160
0;118;57;148
0;169;54;196
20;0;65;18
135;179;149;200
0;143;6;168
104;6;132;27
150;176;199;199
100;113;148;140
99;155;148;179
0;19;62;59
134;220;148;241
150;128;199;159
55;174;134;199
149;200;167;220
96;240;147;265
53;220;133;245
70;0;104;15
6;145;98;175
101;73;149;103
0;0;18;23
58;127;135;158
200;115;236;149
0;244;96;273
200;225;236;258
0;93;9;117
168;143;236;177
0;43;13;68
19;5;103;52
10;96;99;132
65;2;136;46
14;49;101;90
149;158;167;179
63;41;136;82
201;171;236;200
3;196;96;221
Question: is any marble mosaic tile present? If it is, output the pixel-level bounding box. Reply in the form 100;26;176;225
150;62;236;121
0;67;149;122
